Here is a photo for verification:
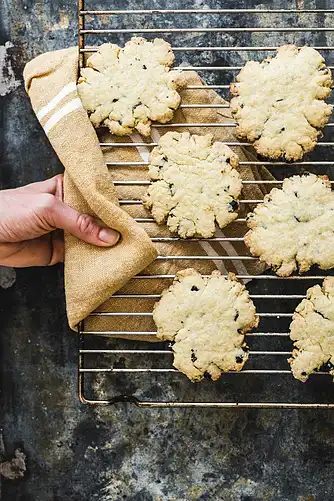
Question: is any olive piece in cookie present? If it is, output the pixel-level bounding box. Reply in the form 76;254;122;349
228;200;239;212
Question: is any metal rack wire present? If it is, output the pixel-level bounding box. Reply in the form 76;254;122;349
77;1;334;408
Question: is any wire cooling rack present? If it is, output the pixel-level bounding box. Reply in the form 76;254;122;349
77;1;334;408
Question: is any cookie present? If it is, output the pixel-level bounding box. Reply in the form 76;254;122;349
245;174;334;277
230;45;333;161
77;37;185;136
142;131;242;238
153;268;258;382
289;277;334;382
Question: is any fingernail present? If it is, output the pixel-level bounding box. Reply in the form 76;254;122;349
98;228;121;246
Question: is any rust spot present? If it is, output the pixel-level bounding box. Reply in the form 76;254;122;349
0;449;26;480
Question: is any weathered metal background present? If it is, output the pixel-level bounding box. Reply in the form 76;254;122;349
0;0;334;500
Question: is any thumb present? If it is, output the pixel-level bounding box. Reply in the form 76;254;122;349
49;198;120;247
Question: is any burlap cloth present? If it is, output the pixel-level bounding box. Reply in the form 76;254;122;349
24;47;273;338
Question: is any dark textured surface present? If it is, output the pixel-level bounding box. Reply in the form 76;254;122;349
1;1;334;500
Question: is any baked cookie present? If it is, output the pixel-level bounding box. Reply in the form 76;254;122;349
77;37;185;136
289;277;334;382
245;174;334;277
153;268;258;382
230;45;333;161
142;132;242;238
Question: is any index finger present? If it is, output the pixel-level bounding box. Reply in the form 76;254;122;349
15;174;64;200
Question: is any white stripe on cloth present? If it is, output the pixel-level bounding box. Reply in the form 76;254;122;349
214;227;249;276
134;127;245;274
43;98;83;135
198;240;228;274
37;82;77;121
149;128;162;151
131;131;151;162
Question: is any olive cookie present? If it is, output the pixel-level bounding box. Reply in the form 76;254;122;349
289;277;334;382
142;131;242;238
77;37;185;136
245;174;334;277
230;45;333;161
153;268;259;382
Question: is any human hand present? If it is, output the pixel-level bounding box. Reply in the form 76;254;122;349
0;174;120;267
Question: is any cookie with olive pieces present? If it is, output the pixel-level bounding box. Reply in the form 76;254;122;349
143;131;242;238
289;277;334;382
77;37;186;136
153;268;258;382
245;174;334;277
230;45;333;161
